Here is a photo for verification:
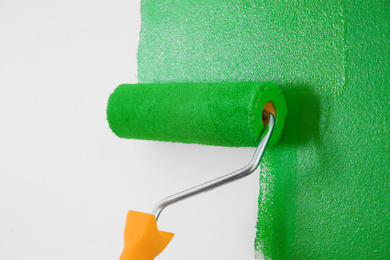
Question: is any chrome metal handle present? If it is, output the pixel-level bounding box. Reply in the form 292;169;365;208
152;114;275;221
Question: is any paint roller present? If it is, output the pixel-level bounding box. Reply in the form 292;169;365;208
106;82;287;259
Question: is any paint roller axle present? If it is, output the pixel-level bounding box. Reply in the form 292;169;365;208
152;114;275;221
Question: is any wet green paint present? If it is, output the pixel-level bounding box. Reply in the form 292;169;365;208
138;0;390;258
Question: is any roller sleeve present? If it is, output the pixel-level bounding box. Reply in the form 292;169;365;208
107;82;287;147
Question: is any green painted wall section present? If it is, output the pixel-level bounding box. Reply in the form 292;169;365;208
138;0;390;259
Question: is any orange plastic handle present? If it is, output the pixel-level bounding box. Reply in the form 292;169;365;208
119;211;174;260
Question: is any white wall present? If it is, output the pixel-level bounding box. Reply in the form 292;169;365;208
0;1;262;259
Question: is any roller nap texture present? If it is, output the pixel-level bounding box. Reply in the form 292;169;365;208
107;82;286;147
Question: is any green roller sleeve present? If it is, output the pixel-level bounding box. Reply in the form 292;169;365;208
107;82;287;147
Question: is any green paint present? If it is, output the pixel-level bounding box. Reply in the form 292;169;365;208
107;82;286;147
138;0;390;258
138;0;345;96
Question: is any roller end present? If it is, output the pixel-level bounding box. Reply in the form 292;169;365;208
262;101;277;126
257;84;287;147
